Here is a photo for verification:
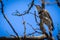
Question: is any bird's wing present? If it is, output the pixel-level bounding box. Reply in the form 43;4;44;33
44;10;52;21
44;10;54;30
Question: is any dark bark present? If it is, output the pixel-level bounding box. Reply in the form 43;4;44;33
0;0;20;40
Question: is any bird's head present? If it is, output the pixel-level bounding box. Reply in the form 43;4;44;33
34;5;42;12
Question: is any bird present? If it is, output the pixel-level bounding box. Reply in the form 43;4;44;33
34;5;54;31
34;5;54;39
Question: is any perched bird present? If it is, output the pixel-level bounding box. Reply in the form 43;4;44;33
35;5;54;39
35;5;54;31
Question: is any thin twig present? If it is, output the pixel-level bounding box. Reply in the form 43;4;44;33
27;31;42;36
34;11;40;25
22;16;26;40
29;12;39;17
5;30;16;38
26;0;34;13
27;22;42;34
27;32;36;36
27;22;37;31
41;0;45;9
12;0;34;16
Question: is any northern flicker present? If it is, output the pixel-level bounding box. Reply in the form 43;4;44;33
35;5;54;31
35;5;54;40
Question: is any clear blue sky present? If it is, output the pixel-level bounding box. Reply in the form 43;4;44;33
0;0;60;40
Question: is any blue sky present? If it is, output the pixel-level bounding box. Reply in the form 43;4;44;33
0;0;60;40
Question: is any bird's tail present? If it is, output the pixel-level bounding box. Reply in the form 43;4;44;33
51;22;54;31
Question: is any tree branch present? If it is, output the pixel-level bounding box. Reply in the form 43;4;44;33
0;0;20;40
12;0;34;16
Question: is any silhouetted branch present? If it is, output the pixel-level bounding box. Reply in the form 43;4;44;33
27;32;36;36
41;0;60;8
6;30;17;38
34;11;40;25
12;0;34;16
41;0;45;9
57;24;60;40
27;31;42;36
0;0;20;40
56;0;60;7
57;33;60;40
27;22;37;31
27;22;42;34
22;16;26;40
27;0;34;13
26;34;47;40
29;12;39;17
0;34;47;40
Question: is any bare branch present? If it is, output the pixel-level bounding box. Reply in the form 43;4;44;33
41;0;45;9
27;31;42;36
27;0;34;13
22;16;26;40
0;34;48;40
12;0;34;16
26;34;47;40
34;11;40;25
27;22;37;31
29;12;39;17
56;0;60;7
0;1;20;40
27;32;36;36
27;22;42;34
